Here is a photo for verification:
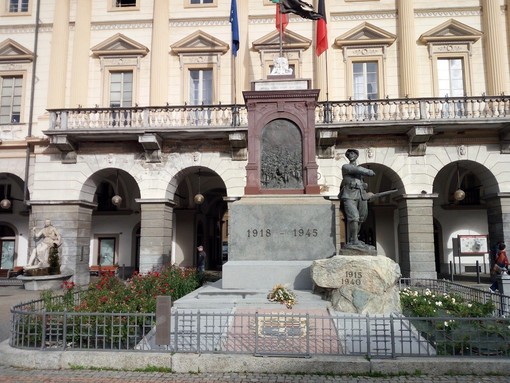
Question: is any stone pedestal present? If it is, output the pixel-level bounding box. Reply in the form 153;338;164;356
311;255;401;314
222;195;336;290
18;273;73;291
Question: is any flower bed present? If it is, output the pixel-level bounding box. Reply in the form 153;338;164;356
400;288;510;356
12;266;200;350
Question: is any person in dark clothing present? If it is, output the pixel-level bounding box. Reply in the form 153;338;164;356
197;245;206;272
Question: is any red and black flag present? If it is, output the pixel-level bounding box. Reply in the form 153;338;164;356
276;3;289;33
315;0;328;56
280;0;321;20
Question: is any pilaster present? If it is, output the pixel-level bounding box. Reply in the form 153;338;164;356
482;0;509;95
47;0;70;109
150;0;170;105
233;0;248;102
138;199;174;273
397;194;437;279
69;1;91;108
397;0;418;97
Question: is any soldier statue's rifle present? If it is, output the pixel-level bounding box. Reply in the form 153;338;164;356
365;188;398;201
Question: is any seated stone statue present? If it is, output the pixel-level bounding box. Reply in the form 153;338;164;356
26;219;62;269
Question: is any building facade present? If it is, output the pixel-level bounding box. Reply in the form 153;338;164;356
0;0;509;285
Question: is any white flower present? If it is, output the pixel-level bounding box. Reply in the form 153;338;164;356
435;301;442;307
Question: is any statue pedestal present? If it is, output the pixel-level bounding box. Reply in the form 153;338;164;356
17;273;73;291
311;255;401;314
223;195;336;290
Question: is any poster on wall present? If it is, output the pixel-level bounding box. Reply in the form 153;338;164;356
458;235;488;255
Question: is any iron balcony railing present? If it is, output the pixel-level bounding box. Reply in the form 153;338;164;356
47;95;510;131
10;279;510;358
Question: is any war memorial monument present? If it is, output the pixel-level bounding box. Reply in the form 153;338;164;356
221;56;401;315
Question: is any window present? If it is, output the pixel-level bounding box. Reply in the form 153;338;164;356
114;0;136;7
0;224;15;270
186;0;216;8
419;20;480;97
98;237;116;266
353;62;378;100
189;69;212;105
437;58;465;97
0;76;22;124
109;71;133;108
8;0;28;13
108;0;138;11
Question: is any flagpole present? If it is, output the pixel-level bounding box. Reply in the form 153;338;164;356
279;2;283;58
325;48;331;123
233;54;237;106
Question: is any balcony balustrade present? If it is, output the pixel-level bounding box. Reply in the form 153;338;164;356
46;96;510;132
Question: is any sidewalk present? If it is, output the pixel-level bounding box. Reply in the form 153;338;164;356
2;364;510;383
0;285;40;342
1;278;509;377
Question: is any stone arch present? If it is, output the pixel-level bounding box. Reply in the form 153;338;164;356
355;162;405;260
78;168;142;271
170;165;228;270
432;160;498;276
79;167;141;208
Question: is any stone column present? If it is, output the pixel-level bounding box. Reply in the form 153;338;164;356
397;194;437;279
150;0;169;105
138;200;174;273
313;0;329;101
69;1;92;108
485;193;510;248
232;0;248;102
47;0;70;109
397;0;418;97
482;0;509;95
30;201;94;286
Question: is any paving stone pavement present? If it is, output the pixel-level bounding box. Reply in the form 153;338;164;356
0;366;509;383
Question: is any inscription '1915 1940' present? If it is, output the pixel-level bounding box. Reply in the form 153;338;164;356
343;271;362;286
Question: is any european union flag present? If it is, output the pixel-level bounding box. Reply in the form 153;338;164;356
230;0;239;57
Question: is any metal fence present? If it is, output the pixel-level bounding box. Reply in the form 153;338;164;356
10;279;510;358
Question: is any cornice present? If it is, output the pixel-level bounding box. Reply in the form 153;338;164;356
331;11;396;22
0;23;52;34
92;20;153;30
415;7;481;18
170;17;228;28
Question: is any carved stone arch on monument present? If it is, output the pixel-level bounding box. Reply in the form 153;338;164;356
260;119;304;190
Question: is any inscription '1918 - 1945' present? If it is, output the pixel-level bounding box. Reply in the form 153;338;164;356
246;228;318;238
343;271;362;286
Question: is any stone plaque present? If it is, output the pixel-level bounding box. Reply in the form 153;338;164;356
228;196;336;261
253;79;310;91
